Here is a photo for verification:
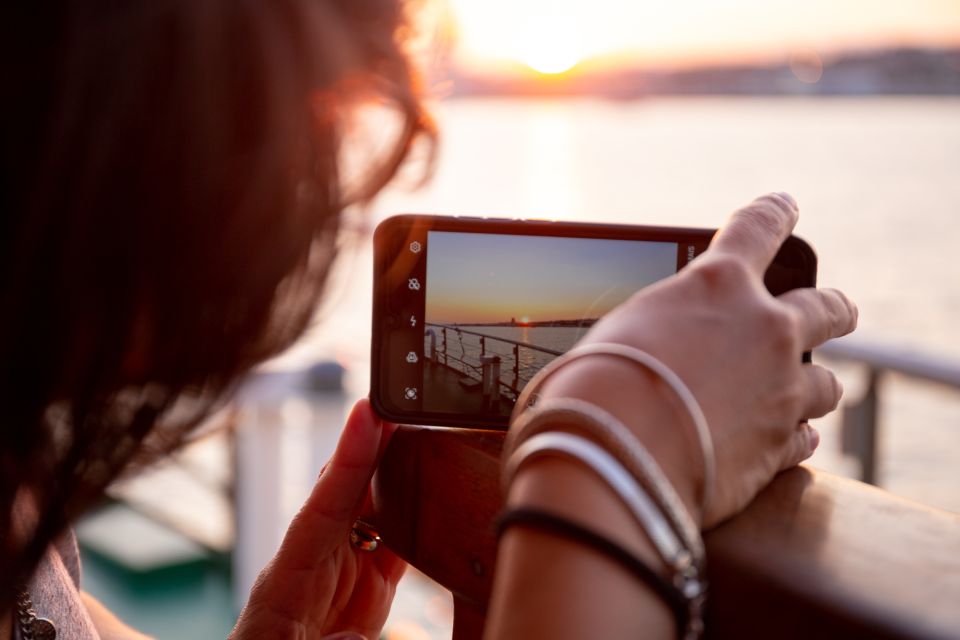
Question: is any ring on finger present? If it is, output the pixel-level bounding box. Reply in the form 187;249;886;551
349;520;381;552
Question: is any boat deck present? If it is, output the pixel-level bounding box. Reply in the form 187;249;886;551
422;360;514;417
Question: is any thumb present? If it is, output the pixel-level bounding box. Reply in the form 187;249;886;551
277;398;387;565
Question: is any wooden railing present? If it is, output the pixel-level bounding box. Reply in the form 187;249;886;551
370;425;960;640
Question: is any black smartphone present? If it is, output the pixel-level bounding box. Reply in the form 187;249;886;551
371;215;817;429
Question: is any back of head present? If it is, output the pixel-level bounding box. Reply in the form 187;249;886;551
0;0;432;600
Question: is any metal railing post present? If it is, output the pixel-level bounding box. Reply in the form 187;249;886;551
841;368;881;485
817;335;960;489
480;355;501;413
513;345;520;384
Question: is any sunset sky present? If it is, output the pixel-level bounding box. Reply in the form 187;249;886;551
442;0;960;73
424;231;678;325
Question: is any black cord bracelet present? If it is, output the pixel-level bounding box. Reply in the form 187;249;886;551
496;507;689;637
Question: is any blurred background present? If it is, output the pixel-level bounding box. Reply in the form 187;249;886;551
77;1;959;638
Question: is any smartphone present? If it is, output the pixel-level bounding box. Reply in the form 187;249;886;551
371;215;817;429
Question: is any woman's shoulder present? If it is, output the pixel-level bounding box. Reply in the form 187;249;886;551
52;529;82;589
24;530;98;639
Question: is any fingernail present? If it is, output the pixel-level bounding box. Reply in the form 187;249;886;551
773;192;798;210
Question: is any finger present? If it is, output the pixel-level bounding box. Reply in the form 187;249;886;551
373;544;408;586
779;422;821;471
332;549;407;637
779;287;859;350
710;192;800;275
376;419;398;459
799;364;844;420
357;419;399;520
280;399;387;563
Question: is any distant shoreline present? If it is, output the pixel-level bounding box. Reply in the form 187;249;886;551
430;319;598;328
444;47;960;98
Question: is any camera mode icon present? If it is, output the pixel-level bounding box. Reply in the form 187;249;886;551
409;241;422;254
406;351;418;364
403;387;418;400
408;278;421;291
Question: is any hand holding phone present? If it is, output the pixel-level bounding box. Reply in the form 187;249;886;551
483;194;858;638
513;193;857;528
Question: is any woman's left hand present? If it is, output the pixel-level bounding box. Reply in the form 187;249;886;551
230;399;404;640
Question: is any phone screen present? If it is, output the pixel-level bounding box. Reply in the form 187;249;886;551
419;230;682;416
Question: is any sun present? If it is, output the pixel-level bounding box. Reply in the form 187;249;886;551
519;315;531;326
448;0;585;75
512;21;583;75
519;47;581;75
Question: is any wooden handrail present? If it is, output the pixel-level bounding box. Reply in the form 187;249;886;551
370;425;960;640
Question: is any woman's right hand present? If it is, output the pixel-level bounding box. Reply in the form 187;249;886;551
538;193;858;528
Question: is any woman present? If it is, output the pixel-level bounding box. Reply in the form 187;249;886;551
0;1;855;638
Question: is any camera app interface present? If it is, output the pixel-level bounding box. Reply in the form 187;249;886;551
392;230;681;420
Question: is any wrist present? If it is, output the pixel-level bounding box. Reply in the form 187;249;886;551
534;356;703;527
506;456;671;578
491;457;680;639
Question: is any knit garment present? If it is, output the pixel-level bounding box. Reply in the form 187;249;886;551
16;530;99;640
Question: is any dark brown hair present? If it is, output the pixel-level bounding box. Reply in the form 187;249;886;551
0;0;433;602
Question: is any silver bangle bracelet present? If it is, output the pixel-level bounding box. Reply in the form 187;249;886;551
505;397;704;567
512;342;716;520
503;429;707;638
503;430;690;575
